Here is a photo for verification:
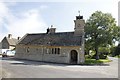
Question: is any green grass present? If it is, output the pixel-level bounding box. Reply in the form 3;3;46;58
84;59;112;65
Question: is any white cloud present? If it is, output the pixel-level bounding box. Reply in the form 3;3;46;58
0;2;10;41
7;9;47;36
0;2;47;41
40;5;48;10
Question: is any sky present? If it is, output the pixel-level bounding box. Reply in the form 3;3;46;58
0;0;119;42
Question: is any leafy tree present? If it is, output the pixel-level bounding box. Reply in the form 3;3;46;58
98;47;110;54
85;39;93;55
114;44;120;56
85;11;119;60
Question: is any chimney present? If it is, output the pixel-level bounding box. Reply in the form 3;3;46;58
49;25;56;34
8;34;12;39
17;37;21;40
46;25;56;34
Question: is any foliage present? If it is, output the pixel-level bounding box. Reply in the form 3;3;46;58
114;44;120;56
85;11;120;60
84;59;111;65
85;52;108;59
109;44;120;57
91;53;107;59
85;40;94;55
98;47;110;53
109;45;116;56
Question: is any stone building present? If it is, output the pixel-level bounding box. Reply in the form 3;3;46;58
0;34;20;53
15;14;85;64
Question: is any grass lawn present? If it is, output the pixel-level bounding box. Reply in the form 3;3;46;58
84;58;112;65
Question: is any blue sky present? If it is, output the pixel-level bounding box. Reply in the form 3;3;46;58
0;0;119;42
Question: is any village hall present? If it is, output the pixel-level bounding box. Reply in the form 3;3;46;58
15;14;85;64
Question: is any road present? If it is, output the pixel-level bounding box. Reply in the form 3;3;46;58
1;56;118;78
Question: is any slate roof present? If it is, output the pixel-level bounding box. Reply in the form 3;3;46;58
6;37;18;46
19;32;83;46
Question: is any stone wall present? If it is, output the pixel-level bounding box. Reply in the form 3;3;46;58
1;38;9;49
15;45;85;64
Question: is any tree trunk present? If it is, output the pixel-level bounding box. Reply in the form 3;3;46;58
94;33;99;60
95;47;99;60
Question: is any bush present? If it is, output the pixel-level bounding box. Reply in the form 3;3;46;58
85;55;92;59
85;59;111;65
114;44;120;56
91;53;107;59
99;53;107;59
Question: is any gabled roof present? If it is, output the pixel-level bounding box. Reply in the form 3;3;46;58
6;37;18;46
2;37;18;46
18;32;82;46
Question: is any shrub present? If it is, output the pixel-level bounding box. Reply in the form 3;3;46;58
91;53;107;59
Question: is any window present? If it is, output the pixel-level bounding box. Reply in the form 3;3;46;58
26;47;30;53
47;48;60;54
55;48;57;54
58;48;60;54
52;48;54;54
46;49;49;54
49;48;51;54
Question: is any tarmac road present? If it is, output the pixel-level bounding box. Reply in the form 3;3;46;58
1;57;118;78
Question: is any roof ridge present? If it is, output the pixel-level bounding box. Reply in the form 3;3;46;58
27;31;74;35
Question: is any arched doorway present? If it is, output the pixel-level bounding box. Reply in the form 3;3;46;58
70;50;78;64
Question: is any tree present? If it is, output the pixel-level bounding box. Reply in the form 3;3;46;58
85;39;93;55
114;44;120;56
85;11;120;60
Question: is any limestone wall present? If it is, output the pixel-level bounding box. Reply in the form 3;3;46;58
15;45;85;64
